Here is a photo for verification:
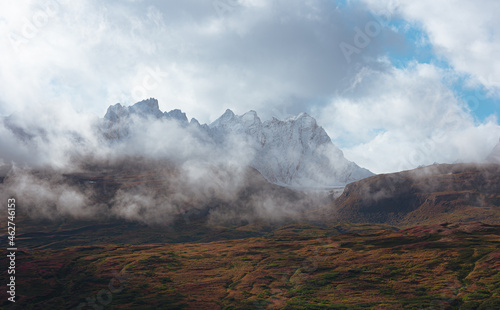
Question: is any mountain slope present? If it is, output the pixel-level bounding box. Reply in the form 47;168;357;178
323;163;500;226
102;99;373;187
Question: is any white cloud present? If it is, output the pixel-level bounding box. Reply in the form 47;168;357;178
0;102;107;169
363;0;500;93
0;0;401;122
1;1;498;176
317;62;500;173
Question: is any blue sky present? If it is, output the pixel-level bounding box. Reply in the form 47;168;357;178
385;17;499;123
0;0;499;173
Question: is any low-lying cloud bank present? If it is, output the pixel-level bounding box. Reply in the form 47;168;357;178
0;159;323;226
0;104;324;226
1;98;498;226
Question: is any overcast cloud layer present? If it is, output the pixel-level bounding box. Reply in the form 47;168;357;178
0;0;499;173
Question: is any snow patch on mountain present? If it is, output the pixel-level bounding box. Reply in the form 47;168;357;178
207;109;373;187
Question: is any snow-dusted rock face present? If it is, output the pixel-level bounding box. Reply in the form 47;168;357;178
102;99;373;187
207;109;373;187
102;98;190;139
104;98;189;124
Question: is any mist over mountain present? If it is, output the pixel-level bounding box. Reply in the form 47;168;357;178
0;98;371;226
3;98;498;229
102;98;373;187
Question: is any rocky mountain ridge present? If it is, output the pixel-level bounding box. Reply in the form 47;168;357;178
102;98;373;187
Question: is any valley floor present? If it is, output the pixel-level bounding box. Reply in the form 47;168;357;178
2;222;500;309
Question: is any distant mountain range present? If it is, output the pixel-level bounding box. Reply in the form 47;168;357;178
102;98;373;187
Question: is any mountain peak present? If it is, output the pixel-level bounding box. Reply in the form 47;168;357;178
133;98;159;109
104;103;127;122
281;112;318;130
223;109;235;117
101;100;373;187
165;109;188;123
241;110;261;125
129;98;163;118
190;118;200;126
209;109;236;128
206;108;372;186
286;112;313;122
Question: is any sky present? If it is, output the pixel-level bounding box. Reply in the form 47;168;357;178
0;0;499;174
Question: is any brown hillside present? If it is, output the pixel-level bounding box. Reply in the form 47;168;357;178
325;163;500;227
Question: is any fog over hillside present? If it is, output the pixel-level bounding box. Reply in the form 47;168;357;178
1;99;348;225
1;98;499;226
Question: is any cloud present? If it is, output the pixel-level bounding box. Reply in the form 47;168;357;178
0;98;316;225
362;0;500;93
316;62;500;173
1;0;498;177
0;0;402;122
0;155;317;226
0;166;101;219
0;102;108;169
